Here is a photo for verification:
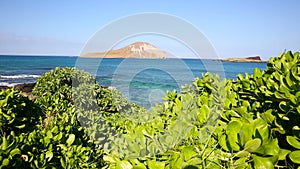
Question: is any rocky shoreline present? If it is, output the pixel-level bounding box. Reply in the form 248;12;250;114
0;83;35;97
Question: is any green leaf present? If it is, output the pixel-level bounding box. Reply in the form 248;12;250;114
252;155;274;169
219;134;229;151
182;146;197;161
233;157;248;168
169;153;183;168
45;151;53;161
260;110;275;124
235;150;249;158
132;162;147;169
226;120;242;151
103;155;117;163
2;158;9;166
51;125;59;133
257;139;280;156
9;148;21;157
289;150;300;164
287;136;300;149
147;160;165;169
142;130;152;139
253;68;262;79
66;134;75;146
1;136;8;150
15;124;26;129
244;138;261;152
117;160;132;169
285;72;295;88
60;158;66;168
278;149;291;160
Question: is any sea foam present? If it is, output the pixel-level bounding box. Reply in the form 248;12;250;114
0;74;40;79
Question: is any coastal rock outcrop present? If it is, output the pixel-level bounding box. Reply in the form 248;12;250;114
0;83;35;97
245;56;262;61
217;56;267;63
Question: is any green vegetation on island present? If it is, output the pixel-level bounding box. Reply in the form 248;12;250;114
0;51;300;168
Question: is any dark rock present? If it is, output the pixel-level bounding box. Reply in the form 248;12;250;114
245;56;261;61
14;83;36;93
0;83;36;98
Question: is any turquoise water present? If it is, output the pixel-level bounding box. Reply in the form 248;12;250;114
0;55;267;108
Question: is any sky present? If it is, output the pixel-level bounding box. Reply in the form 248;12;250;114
0;0;299;59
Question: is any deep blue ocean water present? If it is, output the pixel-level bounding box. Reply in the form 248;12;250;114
0;55;267;108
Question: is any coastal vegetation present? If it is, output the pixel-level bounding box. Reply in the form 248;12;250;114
0;51;300;168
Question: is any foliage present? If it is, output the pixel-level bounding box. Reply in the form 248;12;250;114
101;51;300;169
1;51;300;168
0;88;42;136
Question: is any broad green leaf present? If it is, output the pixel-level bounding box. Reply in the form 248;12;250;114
244;138;261;152
252;155;274;169
293;126;300;131
289;150;300;164
46;130;53;138
278;149;291;160
287;136;300;149
257;139;280;156
132;162;147;169
235;150;249;157
116;160;132;169
103;155;117;163
219;134;229;151
147;160;165;169
260;109;275;124
182;146;197;161
2;158;9;166
253;68;262;79
226;120;242;151
66;134;75;146
233;157;248;168
169;153;183;168
51;125;59;133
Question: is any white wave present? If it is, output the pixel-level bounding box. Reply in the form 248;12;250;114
108;86;117;90
0;82;20;87
0;74;40;79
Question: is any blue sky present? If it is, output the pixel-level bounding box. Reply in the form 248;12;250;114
0;1;299;59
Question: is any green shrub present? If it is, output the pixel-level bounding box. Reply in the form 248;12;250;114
230;51;300;168
2;51;300;168
102;51;300;169
0;88;42;136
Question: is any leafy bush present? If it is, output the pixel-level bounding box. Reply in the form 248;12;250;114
0;88;42;135
101;51;300;169
228;51;300;168
1;51;300;168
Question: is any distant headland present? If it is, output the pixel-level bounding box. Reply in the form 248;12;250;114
81;42;168;59
217;56;268;63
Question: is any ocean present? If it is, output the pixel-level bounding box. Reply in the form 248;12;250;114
0;55;267;108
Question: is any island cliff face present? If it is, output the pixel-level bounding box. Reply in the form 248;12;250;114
82;42;168;59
